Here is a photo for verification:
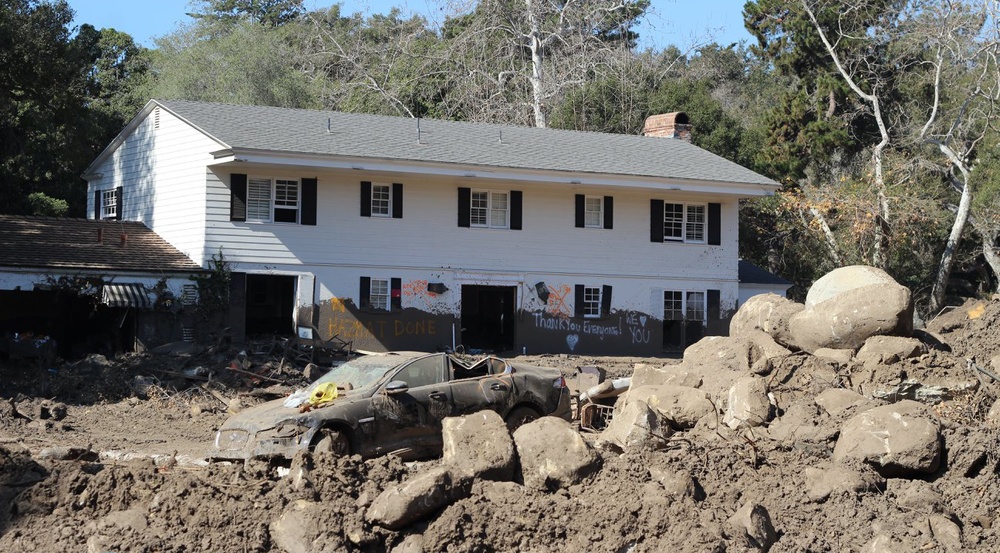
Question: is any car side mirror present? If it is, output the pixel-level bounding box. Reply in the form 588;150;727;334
384;380;409;395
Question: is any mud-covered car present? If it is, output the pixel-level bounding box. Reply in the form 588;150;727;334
212;351;572;461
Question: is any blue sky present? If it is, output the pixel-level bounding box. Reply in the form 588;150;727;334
67;0;754;51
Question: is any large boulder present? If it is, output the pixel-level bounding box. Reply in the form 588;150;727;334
832;400;942;477
631;363;702;389
805;265;900;307
730;293;804;348
855;336;927;368
271;500;330;553
366;467;473;530
624;385;715;429
441;410;516;481
513;417;599;490
788;267;913;353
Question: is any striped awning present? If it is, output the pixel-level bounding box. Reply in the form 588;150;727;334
101;283;152;309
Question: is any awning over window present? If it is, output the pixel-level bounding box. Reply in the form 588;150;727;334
101;283;151;309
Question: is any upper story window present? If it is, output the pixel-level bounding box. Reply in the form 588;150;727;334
575;194;613;229
664;202;705;243
246;177;300;223
471;190;509;228
230;173;317;226
585;197;603;228
458;187;522;230
371;184;391;217
652;200;718;245
101;189;119;220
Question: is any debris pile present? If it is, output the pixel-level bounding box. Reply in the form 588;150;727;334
2;265;1000;552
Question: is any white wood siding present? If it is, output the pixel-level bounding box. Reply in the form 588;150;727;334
205;168;740;315
86;109;220;266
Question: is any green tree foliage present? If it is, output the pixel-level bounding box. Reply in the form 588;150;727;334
0;0;148;216
145;19;317;108
189;0;304;26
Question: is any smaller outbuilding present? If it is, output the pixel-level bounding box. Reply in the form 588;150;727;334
0;215;206;359
738;260;792;307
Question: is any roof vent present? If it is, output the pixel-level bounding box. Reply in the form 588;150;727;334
642;112;692;142
153;106;160;130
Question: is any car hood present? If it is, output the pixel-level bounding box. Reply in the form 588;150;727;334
220;390;368;433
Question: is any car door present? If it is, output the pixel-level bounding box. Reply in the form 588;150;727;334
449;356;517;417
370;353;454;457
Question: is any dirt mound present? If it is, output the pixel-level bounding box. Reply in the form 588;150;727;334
1;299;999;552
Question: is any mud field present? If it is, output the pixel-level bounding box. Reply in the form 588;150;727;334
2;298;1000;553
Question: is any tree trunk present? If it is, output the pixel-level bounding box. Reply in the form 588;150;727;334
525;0;547;128
929;174;973;312
979;229;1000;294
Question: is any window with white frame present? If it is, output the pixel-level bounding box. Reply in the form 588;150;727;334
371;184;391;217
663;202;707;243
471;191;509;228
369;278;390;311
246;177;300;223
584;196;603;228
583;286;602;318
664;290;706;323
100;189;118;219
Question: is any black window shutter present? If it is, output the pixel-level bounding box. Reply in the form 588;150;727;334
601;285;612;316
360;181;372;217
708;203;721;245
708;289;721;320
574;284;585;318
93;190;101;219
510;190;523;230
650;199;664;242
392;183;403;219
575;194;585;228
230;174;247;222
300;178;317;225
114;187;122;220
359;277;371;309
604;196;614;229
391;277;402;310
458;187;471;227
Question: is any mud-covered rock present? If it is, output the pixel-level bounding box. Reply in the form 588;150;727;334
814;387;867;416
787;266;913;353
513;417;599;491
729;293;804;348
441;410;515;481
630;364;702;389
624;385;715;429
366;466;473;530
271;499;327;553
803;464;884;502
597;400;670;452
833;400;942;477
725;502;777;552
723;377;772;430
813;348;854;367
855;336;927;368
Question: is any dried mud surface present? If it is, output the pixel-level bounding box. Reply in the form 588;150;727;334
2;301;1000;552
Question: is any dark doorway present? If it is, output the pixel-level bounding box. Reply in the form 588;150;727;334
460;285;515;353
244;275;296;336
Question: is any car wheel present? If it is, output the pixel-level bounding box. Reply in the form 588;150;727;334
313;429;351;456
505;406;540;432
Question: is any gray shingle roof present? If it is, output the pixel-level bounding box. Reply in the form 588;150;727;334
738;260;792;286
0;216;203;273
157;99;778;188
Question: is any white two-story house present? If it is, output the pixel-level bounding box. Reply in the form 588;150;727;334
83;100;778;355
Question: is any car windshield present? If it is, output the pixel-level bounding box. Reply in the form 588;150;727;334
309;353;419;391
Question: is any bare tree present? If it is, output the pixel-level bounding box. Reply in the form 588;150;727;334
440;0;649;127
801;0;1000;309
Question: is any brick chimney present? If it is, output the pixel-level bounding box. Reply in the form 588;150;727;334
642;112;692;142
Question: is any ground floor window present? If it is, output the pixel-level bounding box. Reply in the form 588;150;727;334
663;289;708;352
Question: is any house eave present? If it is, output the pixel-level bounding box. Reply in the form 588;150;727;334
212;149;779;198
